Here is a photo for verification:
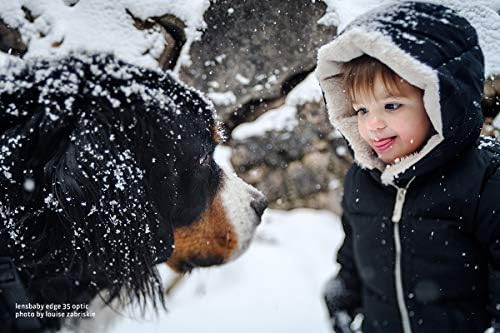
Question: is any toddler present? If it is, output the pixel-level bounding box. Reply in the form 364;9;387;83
316;2;500;333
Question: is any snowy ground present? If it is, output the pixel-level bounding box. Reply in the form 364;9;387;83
107;208;343;333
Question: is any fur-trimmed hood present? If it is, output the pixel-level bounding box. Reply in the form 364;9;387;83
316;1;484;185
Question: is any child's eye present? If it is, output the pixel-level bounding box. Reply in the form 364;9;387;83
355;107;368;115
385;103;402;110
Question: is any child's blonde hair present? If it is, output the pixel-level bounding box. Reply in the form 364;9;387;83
342;55;423;102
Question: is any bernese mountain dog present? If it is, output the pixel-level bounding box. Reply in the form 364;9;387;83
0;53;267;333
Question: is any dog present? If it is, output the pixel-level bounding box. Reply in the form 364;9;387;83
0;53;267;333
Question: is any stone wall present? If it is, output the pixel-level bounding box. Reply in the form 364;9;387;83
231;100;352;214
178;0;337;131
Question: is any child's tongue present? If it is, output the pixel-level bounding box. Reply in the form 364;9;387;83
373;137;396;149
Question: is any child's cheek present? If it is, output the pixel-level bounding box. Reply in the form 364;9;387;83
358;120;371;145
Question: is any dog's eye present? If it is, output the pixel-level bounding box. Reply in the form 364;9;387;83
199;154;210;165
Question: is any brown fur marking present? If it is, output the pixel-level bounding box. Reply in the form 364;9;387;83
167;193;237;272
211;123;221;143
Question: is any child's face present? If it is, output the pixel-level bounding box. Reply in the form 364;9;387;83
353;75;432;165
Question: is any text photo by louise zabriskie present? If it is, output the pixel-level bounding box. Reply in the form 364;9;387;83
14;303;95;320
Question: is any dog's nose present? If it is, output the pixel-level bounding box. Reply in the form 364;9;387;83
250;193;268;218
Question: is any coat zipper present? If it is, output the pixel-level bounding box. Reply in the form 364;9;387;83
391;177;415;333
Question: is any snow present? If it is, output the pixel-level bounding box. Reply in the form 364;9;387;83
231;105;298;141
319;0;382;31
108;208;343;333
2;0;498;75
206;91;237;106
231;73;323;140
0;0;209;70
320;0;500;75
286;72;324;107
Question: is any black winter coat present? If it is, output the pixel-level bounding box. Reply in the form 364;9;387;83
340;139;500;333
316;2;500;333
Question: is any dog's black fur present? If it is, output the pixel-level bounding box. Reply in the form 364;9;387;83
0;53;223;331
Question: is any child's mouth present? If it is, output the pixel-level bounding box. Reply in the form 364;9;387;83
372;136;396;152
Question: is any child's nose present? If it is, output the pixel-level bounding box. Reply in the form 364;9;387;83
366;114;386;130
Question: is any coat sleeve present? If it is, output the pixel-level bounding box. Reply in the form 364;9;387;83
324;211;363;318
474;166;500;324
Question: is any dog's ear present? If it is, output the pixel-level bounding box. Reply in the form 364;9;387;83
46;111;174;298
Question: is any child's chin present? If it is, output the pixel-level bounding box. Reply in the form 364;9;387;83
377;152;398;165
